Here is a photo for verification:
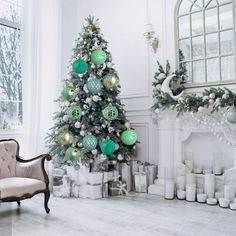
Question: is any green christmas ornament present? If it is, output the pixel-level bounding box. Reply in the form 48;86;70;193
103;74;120;90
67;105;82;120
102;104;118;121
72;59;88;74
100;139;117;155
91;49;107;65
65;147;80;162
82;135;98;151
86;78;103;94
121;129;138;145
62;86;76;101
57;130;73;145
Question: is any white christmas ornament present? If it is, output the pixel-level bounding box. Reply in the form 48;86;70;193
91;149;98;155
117;154;124;161
83;85;89;93
74;122;81;128
107;62;113;68
160;74;184;101
158;73;166;79
203;96;209;101
92;95;100;102
125;122;131;129
209;93;215;99
80;130;85;136
154;108;160;114
108;127;114;133
223;94;229;99
198;106;204;112
64;101;70;107
85;97;92;104
209;99;214;104
63;115;69;121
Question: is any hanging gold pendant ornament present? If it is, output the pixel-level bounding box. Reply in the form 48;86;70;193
102;103;118;121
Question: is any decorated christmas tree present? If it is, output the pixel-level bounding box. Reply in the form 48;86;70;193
47;16;138;171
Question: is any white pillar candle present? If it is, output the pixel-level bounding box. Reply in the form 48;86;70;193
176;176;186;190
213;166;222;175
186;173;196;185
215;192;224;201
197;193;207;203
224;185;235;201
177;190;186;200
204;174;215;198
165;181;175;199
185;160;193;172
186;184;196;202
219;198;230;208
230;203;236;210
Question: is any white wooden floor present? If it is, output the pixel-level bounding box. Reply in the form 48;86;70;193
1;194;236;236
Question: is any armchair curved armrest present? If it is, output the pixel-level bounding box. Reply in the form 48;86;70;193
16;154;52;183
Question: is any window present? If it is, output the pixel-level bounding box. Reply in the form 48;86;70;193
176;0;235;86
0;0;22;130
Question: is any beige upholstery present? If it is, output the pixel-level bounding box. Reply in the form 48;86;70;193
0;177;46;199
0;140;18;178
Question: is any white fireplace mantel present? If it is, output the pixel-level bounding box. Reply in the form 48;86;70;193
148;110;236;196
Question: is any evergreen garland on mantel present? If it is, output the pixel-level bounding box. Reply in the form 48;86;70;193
152;60;236;116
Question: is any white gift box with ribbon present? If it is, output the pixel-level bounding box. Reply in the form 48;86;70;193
134;172;147;193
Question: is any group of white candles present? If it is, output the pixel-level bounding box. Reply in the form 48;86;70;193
164;173;236;210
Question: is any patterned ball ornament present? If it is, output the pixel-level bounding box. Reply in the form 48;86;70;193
82;135;98;151
65;147;80;162
102;104;118;121
100;139;117;155
72;59;88;74
103;74;120;90
67;105;82;120
62;86;76;101
91;49;107;65
86;78;103;94
57;130;73;145
226;106;236;124
121;130;138;145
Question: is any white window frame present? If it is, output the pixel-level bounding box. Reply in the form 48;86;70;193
175;0;236;88
0;0;23;134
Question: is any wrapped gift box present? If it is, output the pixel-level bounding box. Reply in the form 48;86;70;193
134;172;147;193
108;181;126;196
120;163;131;192
79;183;108;199
52;168;65;197
145;165;158;186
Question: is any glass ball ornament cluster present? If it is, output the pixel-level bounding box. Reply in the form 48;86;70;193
62;85;77;101
72;59;88;74
65;147;80;162
82;135;98;151
86;78;103;94
121;129;138;145
102;104;118;121
91;49;107;65
103;73;120;90
67;105;82;120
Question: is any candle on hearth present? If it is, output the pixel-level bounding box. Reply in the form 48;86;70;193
164;181;175;199
224;185;235;201
197;193;207;203
219;198;230;208
204;174;215;198
177;190;186;200
186;184;196;202
186;173;196;185
176;176;186;190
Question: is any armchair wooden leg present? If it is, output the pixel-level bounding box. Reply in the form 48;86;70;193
17;201;21;206
44;190;50;214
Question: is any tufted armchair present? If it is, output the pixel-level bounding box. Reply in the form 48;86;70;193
0;139;52;213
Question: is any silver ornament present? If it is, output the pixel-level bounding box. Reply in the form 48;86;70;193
222;94;229;99
209;93;215;99
117;154;124;161
226;106;236;123
63;115;69;121
74;122;81;128
91;149;98;155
